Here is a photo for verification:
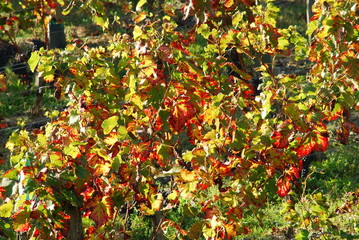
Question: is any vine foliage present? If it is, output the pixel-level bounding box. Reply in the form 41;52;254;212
0;0;358;239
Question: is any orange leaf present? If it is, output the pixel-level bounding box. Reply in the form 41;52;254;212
134;12;147;23
224;0;234;8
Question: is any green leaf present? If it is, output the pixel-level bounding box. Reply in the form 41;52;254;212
93;15;109;29
3;169;18;180
197;24;210;39
28;51;41;73
295;229;310;240
102;116;119;135
278;37;290;50
306;21;318;36
117;126;128;139
62;189;82;206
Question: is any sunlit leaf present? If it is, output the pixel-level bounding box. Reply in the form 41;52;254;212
0;74;7;92
90;199;110;226
12;211;31;232
64;144;80;159
224;0;234;8
102;115;119;135
168;96;196;133
0;200;13;217
136;0;147;11
49;152;63;168
133;25;143;40
297;131;328;158
134;12;146;23
276;177;291;197
28;51;41;73
179;169;196;182
93;15;109;29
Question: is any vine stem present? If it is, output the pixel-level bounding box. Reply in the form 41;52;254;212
40;0;49;48
122;201;130;240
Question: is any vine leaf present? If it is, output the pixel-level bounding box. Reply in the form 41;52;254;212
297;131;328;158
12;211;31;232
0;74;7;92
89;197;112;226
134;12;147;23
276;177;291;197
272;131;289;149
102;115;119;135
0;200;13;217
28;51;41;73
168;96;196;133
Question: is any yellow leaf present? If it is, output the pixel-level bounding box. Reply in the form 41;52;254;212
104;132;118;145
44;74;55;82
133;25;143;40
203;106;220;124
167;190;179;200
64;144;80;159
0;201;13;217
136;0;146;11
94;162;111;176
151;193;163;211
179;169;196;182
225;223;237;238
49;152;63;168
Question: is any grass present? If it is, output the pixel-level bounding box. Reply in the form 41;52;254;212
0;72;66;119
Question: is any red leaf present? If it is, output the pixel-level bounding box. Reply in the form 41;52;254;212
187;123;203;144
297;131;328;158
243;0;255;6
297;140;315;158
287;165;301;180
89;197;112;226
313;132;328;152
337;120;354;145
0;187;6;199
168;96;196;133
271;131;289;148
12;211;31;232
276;177;291;197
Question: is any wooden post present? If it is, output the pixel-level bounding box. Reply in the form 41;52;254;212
65;203;84;240
48;3;67;49
31;71;44;116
